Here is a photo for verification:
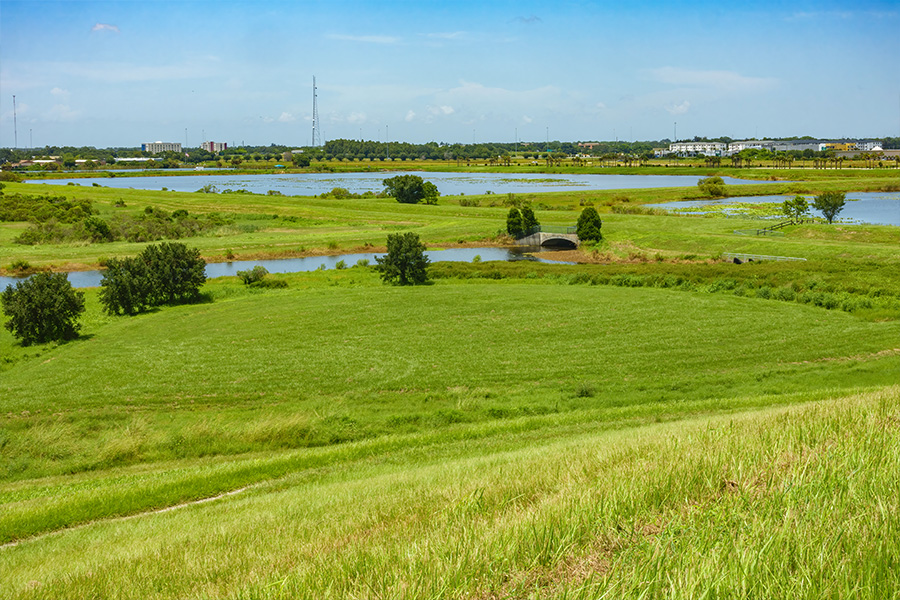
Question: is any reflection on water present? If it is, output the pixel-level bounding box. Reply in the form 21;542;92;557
647;192;900;226
0;247;568;289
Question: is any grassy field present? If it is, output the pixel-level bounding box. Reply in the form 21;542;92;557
1;167;899;597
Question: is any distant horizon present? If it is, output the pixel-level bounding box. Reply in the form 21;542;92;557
2;133;897;153
2;0;898;148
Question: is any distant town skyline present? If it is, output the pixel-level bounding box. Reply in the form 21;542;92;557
1;0;899;149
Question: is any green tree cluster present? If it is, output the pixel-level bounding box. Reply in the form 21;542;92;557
1;272;85;345
375;232;430;285
382;175;440;204
100;242;206;315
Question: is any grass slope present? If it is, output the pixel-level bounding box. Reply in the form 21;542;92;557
2;386;897;599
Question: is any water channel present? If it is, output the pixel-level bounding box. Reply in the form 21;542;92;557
0;247;568;289
26;171;774;196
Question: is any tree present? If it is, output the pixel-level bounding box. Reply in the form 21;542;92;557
375;232;430;285
99;257;152;315
141;242;207;305
521;206;539;232
1;272;85;345
781;195;809;222
812;191;846;224
506;208;524;236
576;207;603;242
382;175;440;204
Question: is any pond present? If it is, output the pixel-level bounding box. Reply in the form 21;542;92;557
25;171;774;197
647;192;900;226
0;246;567;289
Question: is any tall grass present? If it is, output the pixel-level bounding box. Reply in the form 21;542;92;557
2;387;896;599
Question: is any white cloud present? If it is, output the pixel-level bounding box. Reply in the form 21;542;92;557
92;23;120;33
405;110;416;122
596;102;607;109
278;112;295;123
512;15;542;24
45;104;80;122
347;112;366;124
665;101;691;115
428;105;455;116
326;33;399;44
647;67;776;92
425;31;465;40
522;115;533;124
50;87;70;98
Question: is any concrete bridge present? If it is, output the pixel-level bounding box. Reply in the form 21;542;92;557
515;226;580;248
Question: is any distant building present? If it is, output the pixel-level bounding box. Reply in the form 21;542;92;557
199;141;228;153
669;141;727;156
142;141;183;154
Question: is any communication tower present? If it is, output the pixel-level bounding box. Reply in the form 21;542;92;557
311;76;321;147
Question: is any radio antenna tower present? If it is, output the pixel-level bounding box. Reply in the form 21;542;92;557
13;95;18;148
311;76;321;147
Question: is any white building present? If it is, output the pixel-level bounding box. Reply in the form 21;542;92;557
669;141;727;156
142;141;182;154
200;141;228;152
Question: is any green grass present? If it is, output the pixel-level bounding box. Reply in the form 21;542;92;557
2;386;897;599
1;167;899;597
1;272;898;547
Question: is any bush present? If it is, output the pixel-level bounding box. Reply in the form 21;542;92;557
375;232;430;285
237;265;269;285
1;272;85;345
697;176;727;197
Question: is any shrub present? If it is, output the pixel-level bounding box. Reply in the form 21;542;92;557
1;272;85;345
335;260;347;270
697;176;727;197
356;258;370;268
375;232;430;285
237;265;269;285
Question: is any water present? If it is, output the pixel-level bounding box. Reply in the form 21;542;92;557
647;192;900;226
25;172;773;196
0;247;568;289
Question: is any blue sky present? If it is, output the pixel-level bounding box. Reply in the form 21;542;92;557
1;0;898;148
